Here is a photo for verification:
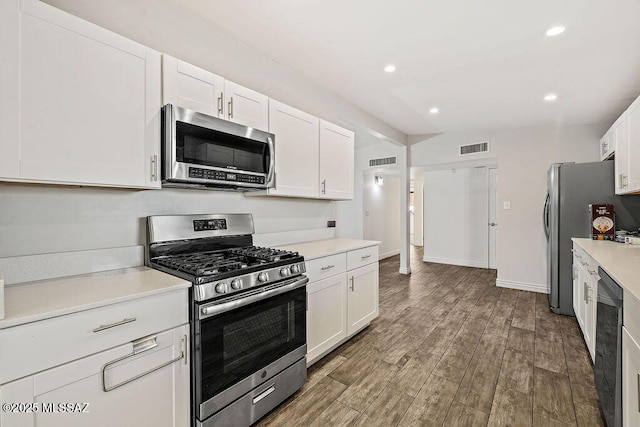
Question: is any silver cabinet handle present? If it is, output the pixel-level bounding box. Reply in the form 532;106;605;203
321;265;335;271
350;276;354;291
150;155;158;181
217;92;224;116
321;179;326;194
252;385;276;405
228;97;234;119
489;222;498;226
361;255;371;260
101;334;186;392
583;282;588;303
93;317;136;333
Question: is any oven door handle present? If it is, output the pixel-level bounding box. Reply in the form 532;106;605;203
199;276;308;319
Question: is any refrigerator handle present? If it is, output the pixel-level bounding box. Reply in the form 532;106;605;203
543;194;550;240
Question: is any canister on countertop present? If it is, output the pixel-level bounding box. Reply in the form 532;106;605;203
589;204;615;240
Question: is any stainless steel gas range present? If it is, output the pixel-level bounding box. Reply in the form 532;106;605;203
146;214;308;427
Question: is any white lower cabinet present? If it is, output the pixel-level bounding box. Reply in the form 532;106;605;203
347;262;379;335
623;326;640;427
1;325;189;427
305;245;379;366
572;245;598;362
0;289;190;427
306;274;347;363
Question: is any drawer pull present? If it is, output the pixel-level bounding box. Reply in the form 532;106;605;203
92;317;136;333
101;334;185;392
361;255;371;260
321;265;335;271
252;385;276;405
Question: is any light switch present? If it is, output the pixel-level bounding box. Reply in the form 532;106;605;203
503;201;511;210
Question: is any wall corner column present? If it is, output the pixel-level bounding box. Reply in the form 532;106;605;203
399;145;411;275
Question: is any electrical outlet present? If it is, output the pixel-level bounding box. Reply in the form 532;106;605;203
327;221;336;228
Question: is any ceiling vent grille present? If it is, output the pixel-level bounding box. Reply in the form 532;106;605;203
460;141;490;156
369;156;397;167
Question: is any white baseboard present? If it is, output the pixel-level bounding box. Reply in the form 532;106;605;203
496;279;548;294
422;256;485;269
379;249;400;260
399;266;411;275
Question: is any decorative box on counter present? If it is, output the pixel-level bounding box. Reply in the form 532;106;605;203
589;204;615;240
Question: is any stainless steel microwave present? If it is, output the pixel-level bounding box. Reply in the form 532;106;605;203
161;104;275;190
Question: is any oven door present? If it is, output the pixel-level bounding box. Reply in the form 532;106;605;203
194;276;307;422
163;104;275;189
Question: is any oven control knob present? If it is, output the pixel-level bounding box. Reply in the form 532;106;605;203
231;279;243;290
215;282;228;294
258;272;268;283
290;265;300;274
280;267;291;277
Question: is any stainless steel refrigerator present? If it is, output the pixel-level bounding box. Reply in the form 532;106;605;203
544;161;640;315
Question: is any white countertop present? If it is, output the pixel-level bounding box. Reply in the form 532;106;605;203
276;238;381;260
0;267;190;329
572;238;640;301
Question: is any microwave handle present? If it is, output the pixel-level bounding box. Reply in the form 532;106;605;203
265;136;275;186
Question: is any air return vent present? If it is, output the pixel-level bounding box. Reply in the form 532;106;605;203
369;156;397;167
459;141;490;156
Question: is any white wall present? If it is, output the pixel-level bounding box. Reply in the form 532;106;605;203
412;124;604;292
412;178;424;246
0;184;335;257
337;140;404;240
363;172;400;259
423;168;489;267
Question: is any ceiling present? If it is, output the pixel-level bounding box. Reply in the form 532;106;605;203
164;0;640;136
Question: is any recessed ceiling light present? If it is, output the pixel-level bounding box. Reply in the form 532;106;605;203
384;64;396;73
429;107;439;114
544;94;558;101
546;26;565;37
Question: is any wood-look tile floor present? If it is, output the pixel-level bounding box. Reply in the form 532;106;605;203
256;247;606;427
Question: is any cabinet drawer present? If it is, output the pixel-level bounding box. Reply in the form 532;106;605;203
347;246;378;271
305;254;346;283
573;246;599;276
0;289;188;384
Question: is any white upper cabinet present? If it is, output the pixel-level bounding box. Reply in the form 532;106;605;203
319;120;355;200
267;100;320;197
625;96;640;193
0;0;162;189
223;80;269;131
162;55;268;131
162;54;224;118
611;94;640;195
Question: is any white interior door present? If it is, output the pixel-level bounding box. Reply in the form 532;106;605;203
488;168;498;269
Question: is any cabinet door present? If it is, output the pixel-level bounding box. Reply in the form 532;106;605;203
306;274;347;365
584;274;598;362
162;54;224;118
0;0;161;189
267;100;320;197
615;113;630;194
224;80;268;131
347;263;379;336
319;120;355;200
572;254;581;323
575;261;587;331
0;325;189;427
626;97;640;193
623;326;640;427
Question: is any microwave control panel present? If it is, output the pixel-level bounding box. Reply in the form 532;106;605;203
188;167;265;184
